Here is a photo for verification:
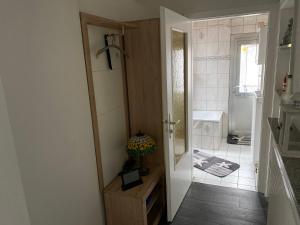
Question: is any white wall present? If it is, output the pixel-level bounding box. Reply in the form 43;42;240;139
78;0;158;21
165;0;279;16
88;25;128;187
292;0;300;92
258;5;280;194
0;77;31;225
0;0;104;225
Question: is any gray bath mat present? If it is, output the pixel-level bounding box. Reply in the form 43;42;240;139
227;134;251;145
193;149;240;178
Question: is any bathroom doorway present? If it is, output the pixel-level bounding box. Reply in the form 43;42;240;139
192;13;269;191
228;33;261;143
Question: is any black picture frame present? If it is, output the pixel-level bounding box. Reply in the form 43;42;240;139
121;169;143;191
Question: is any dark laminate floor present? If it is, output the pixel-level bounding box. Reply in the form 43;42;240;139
160;182;268;225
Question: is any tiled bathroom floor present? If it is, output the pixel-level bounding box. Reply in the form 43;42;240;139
193;138;257;191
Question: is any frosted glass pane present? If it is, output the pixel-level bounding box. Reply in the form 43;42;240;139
171;30;187;165
239;43;262;93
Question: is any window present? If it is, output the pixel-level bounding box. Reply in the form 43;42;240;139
234;35;262;95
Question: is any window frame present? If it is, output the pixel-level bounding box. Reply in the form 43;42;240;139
232;33;260;96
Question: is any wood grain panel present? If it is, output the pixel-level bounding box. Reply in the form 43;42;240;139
104;167;164;225
80;12;138;29
80;14;105;192
104;167;163;200
124;19;164;167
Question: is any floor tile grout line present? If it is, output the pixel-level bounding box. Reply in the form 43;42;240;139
193;138;257;191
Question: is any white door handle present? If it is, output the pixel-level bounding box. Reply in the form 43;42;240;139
162;119;180;125
169;120;180;125
162;115;180;138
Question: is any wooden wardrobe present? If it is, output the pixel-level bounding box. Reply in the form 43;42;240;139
110;19;165;225
124;19;164;168
80;13;165;225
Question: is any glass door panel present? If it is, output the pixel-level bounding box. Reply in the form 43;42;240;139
171;29;187;165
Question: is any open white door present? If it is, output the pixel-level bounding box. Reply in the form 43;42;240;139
160;7;193;222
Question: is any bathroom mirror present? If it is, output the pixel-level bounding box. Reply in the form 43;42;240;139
171;29;188;166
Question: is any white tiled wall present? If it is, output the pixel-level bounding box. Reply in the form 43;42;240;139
192;14;268;138
193;120;223;150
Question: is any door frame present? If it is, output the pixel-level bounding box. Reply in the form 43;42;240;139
230;32;259;96
188;4;279;194
228;33;259;136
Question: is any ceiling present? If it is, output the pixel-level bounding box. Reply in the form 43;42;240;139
78;0;280;21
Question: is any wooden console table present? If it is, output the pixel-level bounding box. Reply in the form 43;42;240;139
104;167;164;225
